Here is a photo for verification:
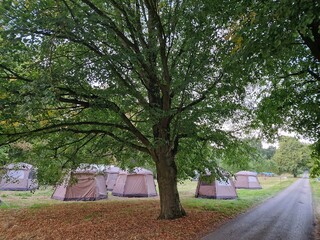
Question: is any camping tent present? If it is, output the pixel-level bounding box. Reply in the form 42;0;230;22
112;168;157;197
195;175;238;199
74;164;121;191
51;165;107;201
105;166;121;191
0;162;38;191
234;171;262;189
76;164;121;191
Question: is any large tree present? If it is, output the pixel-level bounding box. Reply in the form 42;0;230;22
0;1;254;219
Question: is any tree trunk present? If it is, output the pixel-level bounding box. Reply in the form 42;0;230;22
155;150;186;220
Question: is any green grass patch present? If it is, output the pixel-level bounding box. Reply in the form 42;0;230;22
182;177;295;216
32;187;55;197
13;192;33;197
310;178;320;202
310;178;320;238
310;178;320;218
84;214;93;221
0;188;57;209
0;201;20;209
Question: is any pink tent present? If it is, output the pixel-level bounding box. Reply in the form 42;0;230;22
112;168;157;197
0;162;38;191
195;175;237;199
234;171;262;189
77;164;121;191
51;165;107;201
105;166;121;191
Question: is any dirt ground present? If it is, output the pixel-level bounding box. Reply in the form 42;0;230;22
0;200;233;240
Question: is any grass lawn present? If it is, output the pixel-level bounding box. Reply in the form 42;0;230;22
0;186;55;209
310;178;320;239
0;176;295;240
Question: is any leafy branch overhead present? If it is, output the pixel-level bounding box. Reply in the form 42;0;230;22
0;0;249;152
224;0;319;143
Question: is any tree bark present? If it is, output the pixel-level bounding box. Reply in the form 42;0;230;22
154;149;186;220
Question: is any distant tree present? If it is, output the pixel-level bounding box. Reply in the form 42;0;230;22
261;146;276;160
272;137;311;177
245;140;276;173
219;138;276;173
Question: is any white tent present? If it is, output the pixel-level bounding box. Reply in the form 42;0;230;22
0;162;38;191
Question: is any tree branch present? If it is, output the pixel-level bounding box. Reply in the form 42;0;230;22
1;121;131;136
0;64;33;82
56;86;152;148
177;73;224;114
307;68;320;81
298;19;320;62
61;128;149;153
278;70;307;79
80;0;140;53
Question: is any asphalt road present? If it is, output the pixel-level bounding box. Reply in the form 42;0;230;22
202;178;314;240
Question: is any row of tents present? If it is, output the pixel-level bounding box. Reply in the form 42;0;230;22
52;165;157;201
0;163;158;200
0;163;262;201
195;171;262;199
